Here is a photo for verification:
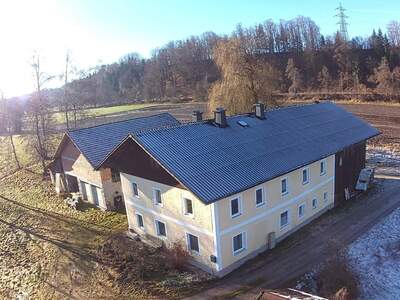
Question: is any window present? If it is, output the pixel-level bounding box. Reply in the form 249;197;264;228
111;168;121;182
302;168;309;184
187;233;200;253
132;182;139;197
339;155;343;167
184;198;193;216
298;204;305;218
153;189;162;206
280;210;289;228
323;192;328;203
312;198;317;209
255;188;264;207
320;160;327;175
232;232;246;255
136;213;144;229
281;178;288;195
155;220;166;237
230;197;241;218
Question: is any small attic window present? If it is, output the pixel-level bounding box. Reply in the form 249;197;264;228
237;120;248;127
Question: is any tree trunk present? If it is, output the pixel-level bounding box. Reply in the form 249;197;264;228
65;105;69;129
9;133;21;170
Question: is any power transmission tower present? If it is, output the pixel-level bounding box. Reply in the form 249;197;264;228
335;3;349;41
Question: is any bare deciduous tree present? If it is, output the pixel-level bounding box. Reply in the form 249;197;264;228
318;66;331;92
286;58;302;94
387;21;400;47
208;38;281;114
29;51;54;175
369;57;392;95
1;90;21;170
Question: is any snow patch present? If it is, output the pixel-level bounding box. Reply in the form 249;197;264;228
348;207;400;300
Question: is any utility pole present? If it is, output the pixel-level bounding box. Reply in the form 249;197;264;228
335;3;349;41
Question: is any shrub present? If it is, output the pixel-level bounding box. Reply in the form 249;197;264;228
315;242;359;300
165;241;191;271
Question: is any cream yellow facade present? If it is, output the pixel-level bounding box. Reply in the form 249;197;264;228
121;155;335;276
121;173;217;272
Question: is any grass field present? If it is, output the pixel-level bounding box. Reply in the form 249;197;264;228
0;166;211;299
52;103;157;124
0;135;32;178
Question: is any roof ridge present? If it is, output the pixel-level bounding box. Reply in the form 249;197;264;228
67;112;174;133
135;102;333;137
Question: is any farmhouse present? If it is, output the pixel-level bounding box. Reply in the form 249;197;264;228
49;113;180;210
99;102;379;276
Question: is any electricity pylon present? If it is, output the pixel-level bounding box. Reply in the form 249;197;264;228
335;3;349;41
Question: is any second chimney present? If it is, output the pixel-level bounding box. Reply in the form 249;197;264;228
192;110;203;122
255;103;265;119
214;107;227;127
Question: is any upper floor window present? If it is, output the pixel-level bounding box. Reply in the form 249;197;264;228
153;188;162;206
184;198;193;216
111;168;121;182
281;178;288;195
230;197;241;218
132;182;139;197
186;233;200;253
302;168;310;185
320;160;327;175
280;210;289;228
232;232;246;255
255;188;265;207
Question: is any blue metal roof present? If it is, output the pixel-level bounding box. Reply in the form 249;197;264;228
67;113;180;168
133;103;379;204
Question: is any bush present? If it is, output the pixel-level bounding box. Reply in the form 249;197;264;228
164;241;191;271
315;242;359;300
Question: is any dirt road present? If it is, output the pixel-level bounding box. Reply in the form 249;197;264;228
187;171;400;299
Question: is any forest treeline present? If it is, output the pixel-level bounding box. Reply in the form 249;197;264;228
1;15;400;174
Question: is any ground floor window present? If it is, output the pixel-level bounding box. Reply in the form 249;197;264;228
280;210;289;228
155;220;166;237
232;232;246;255
298;204;305;218
136;213;144;229
323;192;328;203
312;198;318;209
186;233;200;253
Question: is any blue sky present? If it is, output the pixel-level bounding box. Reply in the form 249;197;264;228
0;0;399;97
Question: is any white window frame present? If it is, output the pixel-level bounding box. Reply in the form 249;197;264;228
320;159;327;176
323;191;328;203
132;182;139;198
280;209;290;229
232;232;247;256
135;213;145;230
153;188;163;207
155;219;167;238
230;196;242;218
312;198;318;209
255;187;265;207
182;197;194;217
302;167;310;185
298;203;306;219
281;177;289;196
185;232;200;255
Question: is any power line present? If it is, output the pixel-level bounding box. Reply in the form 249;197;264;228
335;3;349;41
